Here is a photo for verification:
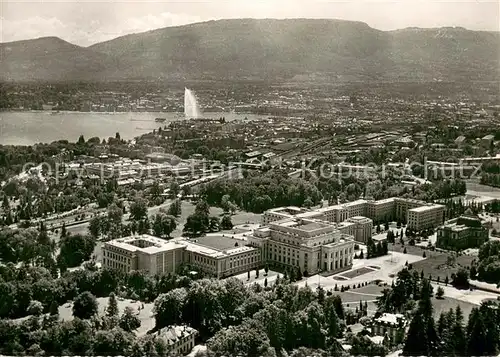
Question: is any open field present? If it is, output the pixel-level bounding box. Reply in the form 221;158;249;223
466;181;500;198
432;296;476;320
169;201;260;237
58;297;155;336
411;253;475;281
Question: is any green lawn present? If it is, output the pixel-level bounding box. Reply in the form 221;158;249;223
169;201;260;237
432;296;476;320
410;253;475;281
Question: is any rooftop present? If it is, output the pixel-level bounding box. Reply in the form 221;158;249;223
374;313;406;326
409;204;445;213
190;235;244;251
155;325;197;345
105;235;183;254
299;222;330;232
348;216;372;223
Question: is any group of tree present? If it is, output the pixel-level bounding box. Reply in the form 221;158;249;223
0;259;200;320
199;170;322;214
366;239;388;259
155;277;348;356
401;179;467;202
473;241;500;284
376;266;500;356
89;197;182;241
57;231;96;271
183;200;232;237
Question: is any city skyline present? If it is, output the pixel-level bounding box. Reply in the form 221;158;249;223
1;0;499;46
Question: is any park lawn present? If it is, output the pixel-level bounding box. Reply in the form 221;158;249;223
410;253;475;281
170;201;260;237
58;297;155;336
431;296;476;320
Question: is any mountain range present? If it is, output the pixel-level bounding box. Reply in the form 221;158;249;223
1;18;499;82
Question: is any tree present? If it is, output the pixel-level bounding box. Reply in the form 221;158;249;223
183;213;209;237
49;300;59;316
466;308;488;356
209;216;220;232
89;216;103;238
107;203;124;239
77;135;85;144
195;200;210;217
451;305;466;355
436;286;445;299
403;247;407;254
296;268;303;280
303;197;314;208
264;278;268;287
452;268;469;289
72;291;98;319
220;215;233;230
152;213;177;238
207;319;274;357
57;233;96;268
351;335;387;356
221;194;235;213
2;195;9;210
106;292;119;317
60;222;67;239
169;181;180;198
119;306;141;332
247;271;250;281
27;300;43;316
264;265;269;276
168;199;182;217
130;198;147;221
153;289;187;330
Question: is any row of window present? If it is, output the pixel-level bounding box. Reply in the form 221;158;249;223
229;255;258;269
103;258;130;272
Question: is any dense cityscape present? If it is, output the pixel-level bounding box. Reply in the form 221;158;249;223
1;8;500;357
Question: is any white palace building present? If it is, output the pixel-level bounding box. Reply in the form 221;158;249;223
101;197;444;278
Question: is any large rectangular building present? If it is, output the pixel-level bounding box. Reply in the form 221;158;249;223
263;197;442;230
248;217;355;275
407;204;446;230
102;234;260;278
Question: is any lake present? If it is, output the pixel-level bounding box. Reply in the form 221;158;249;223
0;111;266;146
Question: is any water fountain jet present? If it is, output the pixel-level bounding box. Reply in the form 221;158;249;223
184;88;202;119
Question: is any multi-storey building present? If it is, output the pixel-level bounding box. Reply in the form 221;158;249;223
102;234;260;278
316;199;368;222
407;204;446;230
372;313;407;346
262;197;444;238
153;325;197;356
248;217;355;275
394;198;426;223
345;216;373;243
436;214;488;251
366;198;396;223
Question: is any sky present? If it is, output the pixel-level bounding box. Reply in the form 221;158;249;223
1;0;499;46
